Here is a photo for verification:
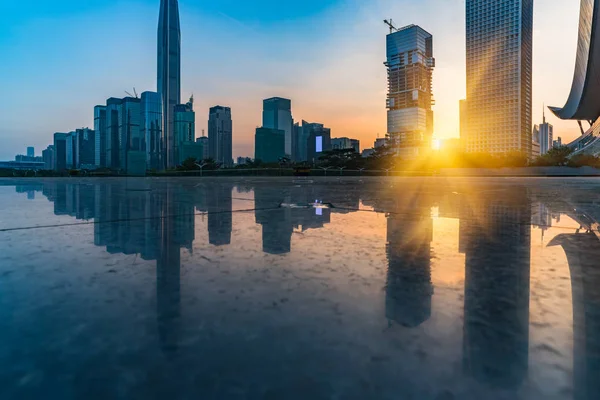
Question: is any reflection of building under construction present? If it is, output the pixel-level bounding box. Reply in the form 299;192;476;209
549;232;600;400
460;191;531;387
385;197;433;327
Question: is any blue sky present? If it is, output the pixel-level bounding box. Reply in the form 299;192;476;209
0;0;583;159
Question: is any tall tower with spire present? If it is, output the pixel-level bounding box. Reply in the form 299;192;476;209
157;0;181;169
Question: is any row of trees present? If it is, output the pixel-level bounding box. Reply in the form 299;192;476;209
176;145;600;172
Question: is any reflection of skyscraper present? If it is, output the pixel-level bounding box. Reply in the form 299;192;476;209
158;0;181;169
254;186;293;255
207;184;233;246
549;233;600;400
42;180;191;354
461;191;531;387
385;200;433;327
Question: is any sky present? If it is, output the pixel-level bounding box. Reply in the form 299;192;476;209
0;0;583;160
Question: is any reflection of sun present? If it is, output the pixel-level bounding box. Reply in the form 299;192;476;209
432;138;441;151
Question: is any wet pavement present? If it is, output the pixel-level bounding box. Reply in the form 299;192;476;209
0;176;599;400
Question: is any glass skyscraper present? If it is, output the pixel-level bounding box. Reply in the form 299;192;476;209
463;0;533;155
208;106;233;167
157;0;181;169
385;25;435;158
94;105;107;168
174;96;196;165
141;91;163;170
262;98;293;157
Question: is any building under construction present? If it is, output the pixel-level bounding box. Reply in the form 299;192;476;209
384;22;435;158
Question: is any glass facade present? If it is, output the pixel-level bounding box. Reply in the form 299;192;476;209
255;127;285;163
157;0;181;169
119;97;142;171
208;106;233;167
94;105;107;168
263;98;293;157
105;98;122;169
306;123;332;163
53;133;68;171
174;100;195;165
385;25;435;158
464;0;533;155
141;92;163;170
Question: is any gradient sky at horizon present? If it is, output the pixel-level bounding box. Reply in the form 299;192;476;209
0;0;583;159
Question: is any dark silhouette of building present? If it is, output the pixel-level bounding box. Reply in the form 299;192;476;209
158;0;181;168
549;232;600;400
207;184;233;246
385;197;433;327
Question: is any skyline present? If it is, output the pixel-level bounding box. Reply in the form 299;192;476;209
0;0;582;160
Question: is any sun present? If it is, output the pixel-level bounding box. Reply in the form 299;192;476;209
432;138;441;151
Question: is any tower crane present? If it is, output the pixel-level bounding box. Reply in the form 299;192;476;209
124;87;139;99
384;19;398;33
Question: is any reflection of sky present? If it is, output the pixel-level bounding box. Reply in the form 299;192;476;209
0;0;584;159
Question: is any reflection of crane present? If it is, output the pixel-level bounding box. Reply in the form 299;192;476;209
384;19;398;33
124;87;139;99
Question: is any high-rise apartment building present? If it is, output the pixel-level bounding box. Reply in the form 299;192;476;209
141;91;162;170
119;97;142;171
263;98;293;157
75;128;96;168
94;105;107;168
105;98;122;169
463;0;533;155
208;106;233;167
385;25;435;158
157;0;181;169
42;145;54;170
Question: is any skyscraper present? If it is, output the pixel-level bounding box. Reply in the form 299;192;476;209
255;127;285;163
208;106;233;167
27;147;34;158
175;96;200;165
385;25;435;158
263;98;293;157
539;110;554;155
463;0;533;155
53;132;68;171
141;91;162;170
94;105;107;168
157;0;181;169
42;145;54;171
305;122;331;163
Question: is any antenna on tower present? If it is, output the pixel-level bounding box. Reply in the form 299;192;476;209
543;103;546;124
384;19;398;34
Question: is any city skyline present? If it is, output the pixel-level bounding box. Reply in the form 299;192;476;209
0;0;583;160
